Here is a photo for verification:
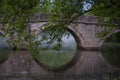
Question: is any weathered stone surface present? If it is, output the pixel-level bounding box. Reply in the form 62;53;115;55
29;15;120;49
0;14;120;49
0;50;118;79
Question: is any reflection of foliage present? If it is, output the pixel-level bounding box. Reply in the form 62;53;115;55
35;51;75;69
107;74;120;80
0;50;11;63
102;43;120;68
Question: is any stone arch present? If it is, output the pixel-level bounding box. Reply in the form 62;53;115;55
30;22;47;35
67;25;86;49
32;22;87;49
0;32;10;49
100;29;120;45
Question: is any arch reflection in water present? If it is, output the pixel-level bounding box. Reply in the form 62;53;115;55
101;32;120;68
34;31;77;70
0;50;119;79
102;43;120;68
0;34;11;64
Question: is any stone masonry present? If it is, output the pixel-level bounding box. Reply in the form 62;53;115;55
0;14;120;49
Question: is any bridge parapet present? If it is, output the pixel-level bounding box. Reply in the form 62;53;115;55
0;14;120;50
29;14;120;50
76;16;98;24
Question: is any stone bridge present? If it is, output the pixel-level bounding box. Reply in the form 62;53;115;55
0;14;120;49
0;14;120;79
29;14;120;50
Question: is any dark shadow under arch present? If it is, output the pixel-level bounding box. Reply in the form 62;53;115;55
67;28;86;49
101;29;120;45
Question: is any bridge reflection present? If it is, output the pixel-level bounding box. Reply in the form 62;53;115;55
0;50;119;80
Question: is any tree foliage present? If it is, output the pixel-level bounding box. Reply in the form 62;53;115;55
42;0;120;39
0;0;39;48
89;0;120;38
0;0;120;52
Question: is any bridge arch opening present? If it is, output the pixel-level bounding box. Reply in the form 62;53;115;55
101;29;120;45
0;33;11;64
101;32;120;68
31;27;83;71
67;27;86;49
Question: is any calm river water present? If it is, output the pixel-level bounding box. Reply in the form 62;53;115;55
0;48;120;80
0;32;120;80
